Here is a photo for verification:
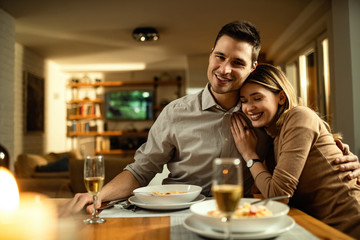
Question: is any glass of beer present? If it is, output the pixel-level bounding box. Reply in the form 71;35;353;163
212;158;243;239
83;155;106;224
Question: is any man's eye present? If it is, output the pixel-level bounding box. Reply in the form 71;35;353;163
216;55;225;60
233;61;244;66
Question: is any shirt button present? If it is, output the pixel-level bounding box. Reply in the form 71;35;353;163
225;138;229;141
216;105;221;109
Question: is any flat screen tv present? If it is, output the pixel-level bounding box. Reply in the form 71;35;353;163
105;90;153;120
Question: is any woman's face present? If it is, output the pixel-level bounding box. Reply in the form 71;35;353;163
240;82;284;128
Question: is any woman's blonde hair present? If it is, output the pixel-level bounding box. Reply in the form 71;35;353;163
245;63;299;128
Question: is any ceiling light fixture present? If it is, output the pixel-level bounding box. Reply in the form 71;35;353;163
132;27;159;42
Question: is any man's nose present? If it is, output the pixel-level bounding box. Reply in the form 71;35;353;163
219;61;232;74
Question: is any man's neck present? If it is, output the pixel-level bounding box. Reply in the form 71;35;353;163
210;88;240;110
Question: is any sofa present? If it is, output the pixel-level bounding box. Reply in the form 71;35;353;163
14;150;135;198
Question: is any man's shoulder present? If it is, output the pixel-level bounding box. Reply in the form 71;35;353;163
165;90;203;111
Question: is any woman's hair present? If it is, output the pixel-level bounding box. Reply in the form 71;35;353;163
244;63;298;128
213;20;261;64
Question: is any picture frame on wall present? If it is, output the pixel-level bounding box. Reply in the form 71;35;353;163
24;71;44;133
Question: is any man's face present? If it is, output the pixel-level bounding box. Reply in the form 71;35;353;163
207;35;257;95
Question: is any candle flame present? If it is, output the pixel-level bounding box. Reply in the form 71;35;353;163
0;167;20;212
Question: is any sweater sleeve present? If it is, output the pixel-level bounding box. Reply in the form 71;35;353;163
254;107;321;200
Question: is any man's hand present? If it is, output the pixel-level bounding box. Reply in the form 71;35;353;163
58;193;101;217
334;139;360;184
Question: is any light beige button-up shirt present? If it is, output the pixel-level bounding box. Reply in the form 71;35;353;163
125;84;270;196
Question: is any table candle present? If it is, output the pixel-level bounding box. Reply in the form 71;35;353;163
0;167;57;240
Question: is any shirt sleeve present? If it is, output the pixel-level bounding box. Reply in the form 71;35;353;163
124;105;176;186
254;107;321;199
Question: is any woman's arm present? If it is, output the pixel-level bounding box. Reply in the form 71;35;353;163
231;111;311;200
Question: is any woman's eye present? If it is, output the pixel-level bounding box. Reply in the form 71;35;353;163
254;97;262;101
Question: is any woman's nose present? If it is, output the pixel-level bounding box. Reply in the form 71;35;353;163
246;103;256;111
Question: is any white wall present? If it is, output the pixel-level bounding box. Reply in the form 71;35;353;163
331;0;360;155
44;61;68;152
15;44;45;155
268;0;360;155
0;9;15;171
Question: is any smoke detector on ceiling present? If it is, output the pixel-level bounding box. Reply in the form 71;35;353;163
132;27;159;42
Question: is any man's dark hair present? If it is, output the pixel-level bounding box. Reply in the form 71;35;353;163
213;20;261;63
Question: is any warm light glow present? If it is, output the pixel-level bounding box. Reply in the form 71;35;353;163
222;169;229;175
61;63;146;72
0;167;57;239
299;55;308;106
0;167;20;213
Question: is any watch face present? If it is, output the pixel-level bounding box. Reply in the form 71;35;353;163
247;159;253;168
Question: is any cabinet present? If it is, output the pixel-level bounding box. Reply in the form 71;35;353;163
67;77;183;155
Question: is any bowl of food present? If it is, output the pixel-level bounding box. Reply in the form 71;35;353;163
190;198;289;233
133;184;202;204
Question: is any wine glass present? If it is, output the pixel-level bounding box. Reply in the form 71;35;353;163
83;155;106;224
212;158;243;240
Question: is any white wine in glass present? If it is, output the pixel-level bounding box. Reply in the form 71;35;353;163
83;155;106;224
212;158;243;239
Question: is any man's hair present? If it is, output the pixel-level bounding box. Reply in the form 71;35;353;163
213;20;261;63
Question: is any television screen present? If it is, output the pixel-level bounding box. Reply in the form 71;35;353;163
105;90;153;120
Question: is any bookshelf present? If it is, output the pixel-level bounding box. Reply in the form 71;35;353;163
66;77;183;155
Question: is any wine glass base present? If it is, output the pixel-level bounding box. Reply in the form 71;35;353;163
83;217;106;224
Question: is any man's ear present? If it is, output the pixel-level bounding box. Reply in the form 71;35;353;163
279;90;286;105
251;61;258;72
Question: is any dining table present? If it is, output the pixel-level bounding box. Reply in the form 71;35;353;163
53;198;355;240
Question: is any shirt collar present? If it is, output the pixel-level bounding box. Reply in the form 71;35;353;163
201;83;242;112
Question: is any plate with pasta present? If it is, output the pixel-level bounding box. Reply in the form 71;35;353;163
190;198;290;233
133;184;202;204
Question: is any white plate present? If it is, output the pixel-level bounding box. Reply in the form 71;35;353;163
183;215;295;239
190;199;289;232
133;184;202;204
128;194;206;210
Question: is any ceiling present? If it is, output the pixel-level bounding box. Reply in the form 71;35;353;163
0;0;313;71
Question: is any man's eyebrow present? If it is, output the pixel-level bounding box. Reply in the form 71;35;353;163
214;51;247;64
213;51;225;56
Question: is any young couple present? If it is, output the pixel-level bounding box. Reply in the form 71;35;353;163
62;20;360;237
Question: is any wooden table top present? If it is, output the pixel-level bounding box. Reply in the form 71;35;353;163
53;198;355;240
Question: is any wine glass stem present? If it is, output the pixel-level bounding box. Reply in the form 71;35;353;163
92;195;98;218
221;216;233;240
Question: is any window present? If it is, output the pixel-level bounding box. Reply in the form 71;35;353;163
285;33;331;126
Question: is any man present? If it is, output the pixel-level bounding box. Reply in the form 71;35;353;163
62;20;359;216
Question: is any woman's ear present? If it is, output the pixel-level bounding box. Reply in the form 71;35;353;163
279;91;286;105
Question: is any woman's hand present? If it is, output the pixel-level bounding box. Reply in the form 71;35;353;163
230;113;258;160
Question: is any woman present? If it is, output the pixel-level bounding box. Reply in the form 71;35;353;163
231;63;360;237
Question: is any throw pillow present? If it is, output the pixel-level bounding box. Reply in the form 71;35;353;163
35;155;69;172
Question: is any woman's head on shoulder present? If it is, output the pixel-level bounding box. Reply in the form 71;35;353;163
240;63;298;130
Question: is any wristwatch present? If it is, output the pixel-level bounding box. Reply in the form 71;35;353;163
246;159;263;168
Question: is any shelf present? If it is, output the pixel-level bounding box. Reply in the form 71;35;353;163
68;80;180;88
67;76;183;156
94;149;137;155
67;99;102;104
68;131;148;137
68;115;102;120
69;81;154;88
